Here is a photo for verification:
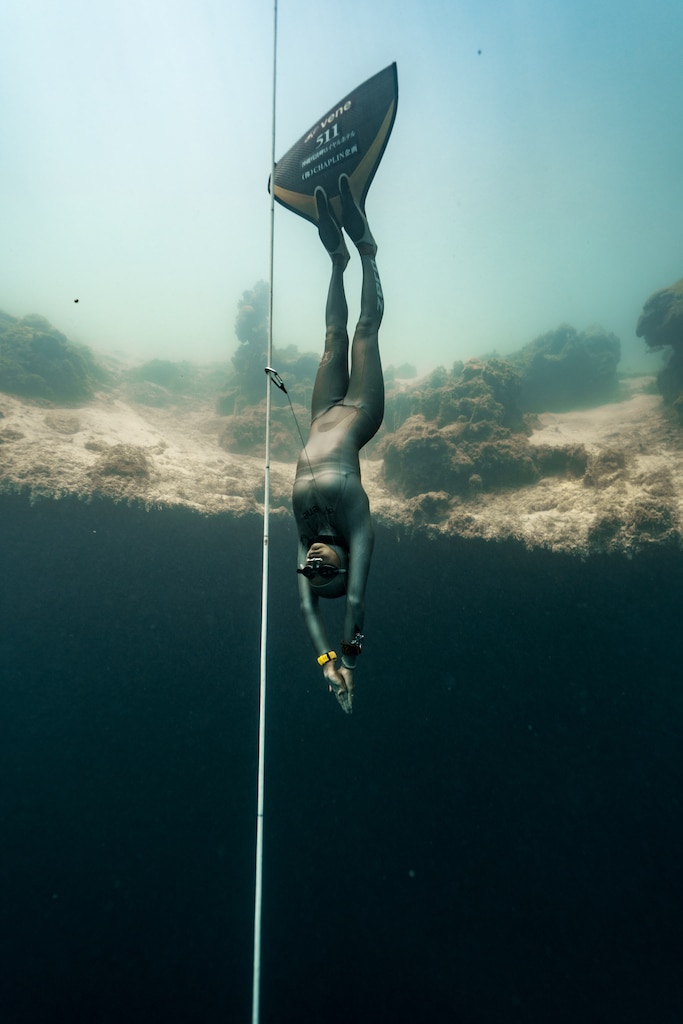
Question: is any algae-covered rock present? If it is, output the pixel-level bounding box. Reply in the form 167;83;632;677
88;443;152;500
381;358;586;498
0;311;105;403
382;414;540;497
218;401;307;461
636;279;683;351
508;324;621;412
636;279;683;422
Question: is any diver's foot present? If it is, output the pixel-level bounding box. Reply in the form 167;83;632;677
315;187;350;267
339;174;377;256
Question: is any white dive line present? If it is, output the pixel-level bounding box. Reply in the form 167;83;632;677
251;2;278;1022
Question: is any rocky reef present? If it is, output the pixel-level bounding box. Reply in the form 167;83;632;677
1;300;681;557
0;363;680;558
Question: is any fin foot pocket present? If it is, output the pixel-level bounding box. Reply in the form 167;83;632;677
315;187;350;266
339;174;377;255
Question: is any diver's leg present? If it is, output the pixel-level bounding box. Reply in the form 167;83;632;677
340;178;384;442
315;186;349;268
345;253;384;440
310;189;351;419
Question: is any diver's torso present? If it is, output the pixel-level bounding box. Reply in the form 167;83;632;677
300;404;364;471
292;403;371;547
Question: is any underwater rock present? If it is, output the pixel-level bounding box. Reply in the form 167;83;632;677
0;311;105;403
381;359;585;499
508;324;621;412
534;443;589;479
383;417;545;497
587;494;679;554
383;416;464;496
88;444;152;499
383;358;526;436
218;401;307;461
636;278;683;351
91;444;151;479
583;448;629;490
636;279;683;421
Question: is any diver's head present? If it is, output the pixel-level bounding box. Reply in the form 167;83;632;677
297;542;348;600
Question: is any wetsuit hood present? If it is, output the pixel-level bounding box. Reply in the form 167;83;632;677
308;543;348;600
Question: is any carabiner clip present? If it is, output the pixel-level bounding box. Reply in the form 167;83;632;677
265;367;287;393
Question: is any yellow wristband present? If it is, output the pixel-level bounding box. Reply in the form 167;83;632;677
317;651;337;666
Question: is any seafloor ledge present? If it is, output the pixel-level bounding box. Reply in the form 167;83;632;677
1;374;681;556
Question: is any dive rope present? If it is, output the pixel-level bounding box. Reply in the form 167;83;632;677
251;1;277;1021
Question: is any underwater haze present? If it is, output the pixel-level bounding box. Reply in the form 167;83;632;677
1;0;682;373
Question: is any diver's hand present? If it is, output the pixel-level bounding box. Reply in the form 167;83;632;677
322;662;354;714
323;661;347;692
338;665;354;694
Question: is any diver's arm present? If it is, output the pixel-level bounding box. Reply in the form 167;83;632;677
297;541;349;692
341;518;374;669
297;567;348;692
297;540;338;656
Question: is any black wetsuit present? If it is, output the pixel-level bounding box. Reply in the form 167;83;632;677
293;250;384;660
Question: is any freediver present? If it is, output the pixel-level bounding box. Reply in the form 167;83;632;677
293;173;385;715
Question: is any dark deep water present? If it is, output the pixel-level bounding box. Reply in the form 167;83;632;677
2;492;683;1023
